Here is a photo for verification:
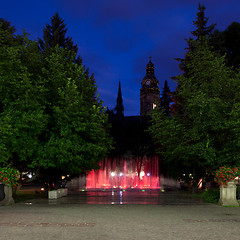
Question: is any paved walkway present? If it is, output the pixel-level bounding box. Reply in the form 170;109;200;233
1;190;240;240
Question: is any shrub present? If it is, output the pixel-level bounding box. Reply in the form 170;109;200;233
201;188;220;204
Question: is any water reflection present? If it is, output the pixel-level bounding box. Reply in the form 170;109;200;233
120;190;123;204
77;189;159;204
66;189;207;205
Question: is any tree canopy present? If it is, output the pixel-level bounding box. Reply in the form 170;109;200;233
152;4;240;185
149;38;240;180
175;3;215;77
211;22;240;69
0;19;112;184
39;13;77;53
160;80;172;116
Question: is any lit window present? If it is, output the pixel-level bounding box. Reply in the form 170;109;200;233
153;103;157;109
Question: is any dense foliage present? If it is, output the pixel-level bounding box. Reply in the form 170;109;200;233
38;12;78;55
0;166;20;189
149;38;240;182
0;18;112;185
215;167;239;186
211;22;240;69
175;3;215;77
200;189;220;204
149;4;240;188
160;80;172;116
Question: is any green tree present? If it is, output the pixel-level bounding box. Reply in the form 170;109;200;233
211;22;240;69
0;25;47;172
39;12;82;64
175;3;215;76
39;12;96;100
0;18;23;47
0;21;112;187
172;3;215;121
150;38;240;186
0;116;14;164
178;39;240;169
33;47;112;173
160;80;172;115
191;4;215;40
39;13;77;53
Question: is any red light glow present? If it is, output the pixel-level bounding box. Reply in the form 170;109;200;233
86;156;160;189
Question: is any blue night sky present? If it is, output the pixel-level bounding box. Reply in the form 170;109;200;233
1;0;240;116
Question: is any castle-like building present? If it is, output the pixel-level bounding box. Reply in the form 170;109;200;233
114;56;160;118
140;57;160;116
107;57;160;157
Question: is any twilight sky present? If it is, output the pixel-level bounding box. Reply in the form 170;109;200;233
1;0;240;116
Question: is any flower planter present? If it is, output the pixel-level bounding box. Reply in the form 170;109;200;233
219;181;239;206
63;188;68;196
59;188;68;197
57;189;62;198
48;190;58;199
0;184;15;205
48;188;68;199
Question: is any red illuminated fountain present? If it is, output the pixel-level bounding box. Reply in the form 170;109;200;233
86;156;160;189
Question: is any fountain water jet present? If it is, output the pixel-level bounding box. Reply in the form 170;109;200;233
86;156;160;189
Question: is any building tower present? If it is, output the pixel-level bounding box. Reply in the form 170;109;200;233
140;57;160;116
114;81;124;119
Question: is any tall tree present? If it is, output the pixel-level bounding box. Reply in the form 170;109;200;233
0;18;23;47
39;12;82;64
175;3;215;76
32;47;112;178
211;22;240;69
39;13;96;103
191;4;215;40
172;3;215;118
160;80;172;116
39;13;77;52
0;24;46;171
0;21;112;187
150;38;240;183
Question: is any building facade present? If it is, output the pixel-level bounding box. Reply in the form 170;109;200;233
140;57;160;116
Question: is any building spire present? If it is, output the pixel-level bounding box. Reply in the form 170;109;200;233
140;57;160;116
115;81;124;119
146;56;155;75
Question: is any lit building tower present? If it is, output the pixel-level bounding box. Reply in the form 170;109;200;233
140;57;160;116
